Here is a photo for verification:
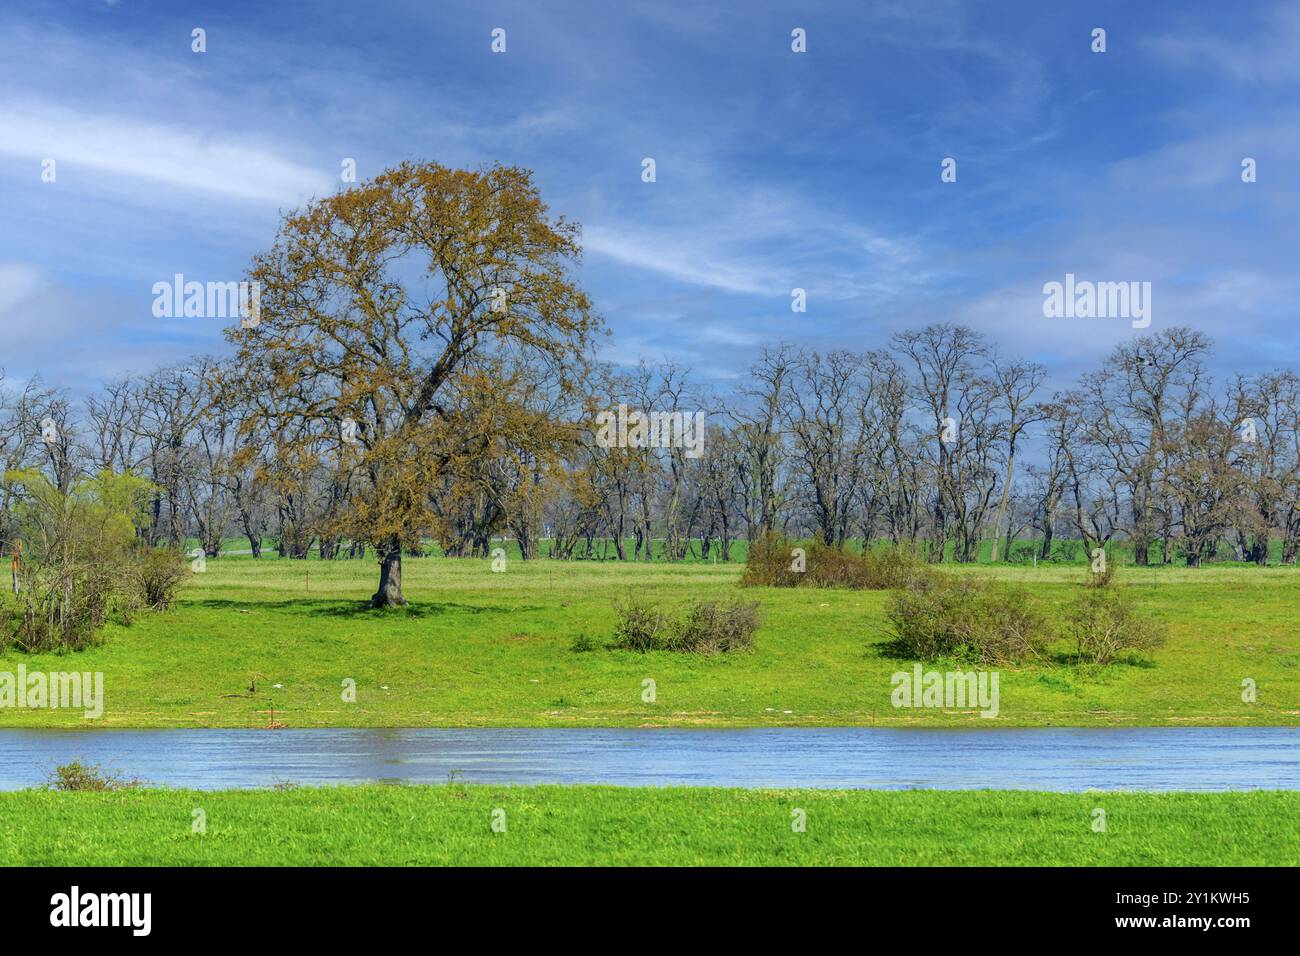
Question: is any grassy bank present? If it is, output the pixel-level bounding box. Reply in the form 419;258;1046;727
1;558;1297;728
2;785;1295;866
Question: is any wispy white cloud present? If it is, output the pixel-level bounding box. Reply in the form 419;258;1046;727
583;192;930;303
0;102;333;204
0;263;45;314
1146;4;1300;84
583;224;779;296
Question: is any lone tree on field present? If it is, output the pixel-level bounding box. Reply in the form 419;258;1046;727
227;162;600;606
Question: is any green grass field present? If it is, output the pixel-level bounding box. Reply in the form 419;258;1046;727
4;556;1297;868
2;557;1298;728
2;784;1295;866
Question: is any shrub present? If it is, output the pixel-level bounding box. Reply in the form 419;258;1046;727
1085;559;1117;588
612;596;760;654
859;543;933;590
611;596;670;652
570;634;599;653
803;541;872;588
887;573;1052;665
1;472;190;651
1066;586;1166;665
670;600;760;654
2;469;155;652
1050;541;1082;563
48;761;139;792
4;561;124;653
887;574;975;661
1008;543;1039;565
739;534;804;588
742;534;931;591
134;547;192;610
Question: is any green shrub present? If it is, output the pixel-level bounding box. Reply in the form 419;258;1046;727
887;574;974;661
1085;560;1117;588
570;634;599;653
742;534;930;591
859;543;933;590
48;761;139;792
1051;541;1083;563
2;469;159;652
887;574;1052;665
1066;586;1166;665
739;534;804;588
611;596;670;652
134;547;192;611
1008;543;1039;565
612;596;759;654
4;561;124;653
669;600;760;654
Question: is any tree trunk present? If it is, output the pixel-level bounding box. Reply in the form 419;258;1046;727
991;452;1015;563
371;539;407;607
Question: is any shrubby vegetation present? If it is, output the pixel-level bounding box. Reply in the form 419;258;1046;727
133;546;191;612
0;470;189;652
884;566;1166;667
742;535;932;590
886;574;1053;665
47;761;139;792
611;596;760;654
1066;582;1167;665
1084;560;1117;588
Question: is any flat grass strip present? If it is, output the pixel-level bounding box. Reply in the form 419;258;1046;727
2;785;1296;866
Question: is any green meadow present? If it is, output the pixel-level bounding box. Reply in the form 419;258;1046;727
4;555;1297;869
2;785;1295;866
1;555;1297;729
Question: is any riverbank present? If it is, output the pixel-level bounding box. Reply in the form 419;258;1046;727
3;785;1296;866
2;559;1297;729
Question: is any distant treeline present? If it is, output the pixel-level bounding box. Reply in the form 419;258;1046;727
4;322;1296;569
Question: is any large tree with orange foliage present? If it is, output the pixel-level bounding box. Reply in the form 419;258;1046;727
227;162;600;606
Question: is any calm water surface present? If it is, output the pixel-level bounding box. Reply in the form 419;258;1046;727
1;727;1297;791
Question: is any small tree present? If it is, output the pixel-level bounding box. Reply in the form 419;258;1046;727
3;469;155;651
1066;586;1166;665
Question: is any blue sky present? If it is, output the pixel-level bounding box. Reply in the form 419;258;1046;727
1;0;1297;392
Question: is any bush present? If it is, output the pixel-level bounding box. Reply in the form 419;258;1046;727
4;561;124;653
134;547;192;611
570;634;599;653
1;472;190;652
48;761;139;792
742;534;930;591
670;600;760;654
740;534;804;588
612;596;760;654
1066;586;1166;665
1085;558;1117;588
803;541;872;588
859;544;933;590
1008;543;1039;565
2;469;152;652
887;573;1053;665
611;596;670;652
1050;541;1083;563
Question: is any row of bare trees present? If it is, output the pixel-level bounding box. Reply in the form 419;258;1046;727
574;326;1300;568
3;323;1298;567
